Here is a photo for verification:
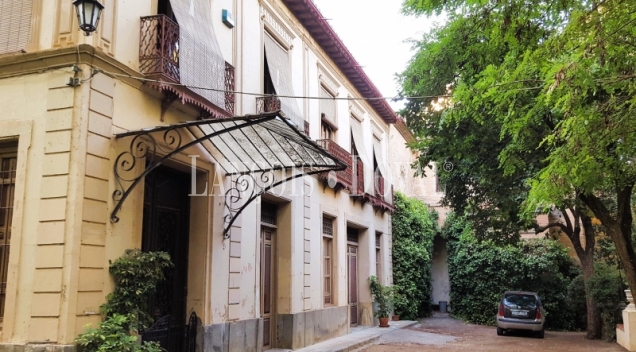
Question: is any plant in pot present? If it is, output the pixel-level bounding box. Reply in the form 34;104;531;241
369;276;393;327
392;292;406;321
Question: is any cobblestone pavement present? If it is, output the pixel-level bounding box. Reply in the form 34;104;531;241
359;315;626;352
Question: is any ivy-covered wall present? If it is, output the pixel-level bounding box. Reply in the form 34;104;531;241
391;192;438;319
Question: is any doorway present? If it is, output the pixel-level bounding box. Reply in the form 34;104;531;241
141;165;191;352
347;227;359;326
260;226;276;349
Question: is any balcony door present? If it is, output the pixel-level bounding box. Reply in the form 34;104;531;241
0;145;17;323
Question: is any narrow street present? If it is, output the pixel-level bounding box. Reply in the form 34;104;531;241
360;315;626;352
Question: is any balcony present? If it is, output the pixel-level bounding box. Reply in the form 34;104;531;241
139;15;235;117
371;175;394;213
316;139;352;191
256;96;282;114
257;97;309;136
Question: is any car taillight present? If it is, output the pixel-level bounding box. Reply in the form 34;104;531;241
536;308;542;319
498;303;504;317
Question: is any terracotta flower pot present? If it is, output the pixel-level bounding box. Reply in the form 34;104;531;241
379;317;390;327
392;315;400;321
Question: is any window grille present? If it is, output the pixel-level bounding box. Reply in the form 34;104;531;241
322;216;333;237
261;202;277;226
347;228;358;243
0;151;16;323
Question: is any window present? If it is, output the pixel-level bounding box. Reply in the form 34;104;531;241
375;232;382;282
323;216;334;305
0;144;17;322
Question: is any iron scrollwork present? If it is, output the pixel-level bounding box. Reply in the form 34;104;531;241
223;170;277;239
112;129;183;223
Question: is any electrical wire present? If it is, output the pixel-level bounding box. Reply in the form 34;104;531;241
94;67;451;103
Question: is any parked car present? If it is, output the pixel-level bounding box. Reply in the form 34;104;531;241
496;291;545;338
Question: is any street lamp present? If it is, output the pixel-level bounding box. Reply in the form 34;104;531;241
73;0;104;36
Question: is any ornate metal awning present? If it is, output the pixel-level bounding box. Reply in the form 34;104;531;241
111;111;346;237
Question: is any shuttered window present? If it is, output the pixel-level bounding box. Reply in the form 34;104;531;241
0;0;34;54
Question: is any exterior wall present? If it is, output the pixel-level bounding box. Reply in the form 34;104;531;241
0;0;395;350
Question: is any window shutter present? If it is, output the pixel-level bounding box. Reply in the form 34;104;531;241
0;0;34;54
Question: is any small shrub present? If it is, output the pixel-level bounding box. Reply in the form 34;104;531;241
101;249;173;328
76;314;162;352
76;249;173;351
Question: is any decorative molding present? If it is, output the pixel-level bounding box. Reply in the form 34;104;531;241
97;0;116;56
370;119;383;140
26;0;43;52
317;63;339;96
349;99;365;122
53;0;79;48
261;4;294;50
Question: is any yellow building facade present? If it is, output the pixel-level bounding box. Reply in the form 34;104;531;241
0;0;400;351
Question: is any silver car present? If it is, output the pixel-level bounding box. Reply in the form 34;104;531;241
496;291;545;338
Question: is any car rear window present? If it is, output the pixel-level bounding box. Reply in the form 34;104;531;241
504;294;537;306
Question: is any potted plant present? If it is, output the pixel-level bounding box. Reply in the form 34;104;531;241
369;276;393;327
392;292;406;321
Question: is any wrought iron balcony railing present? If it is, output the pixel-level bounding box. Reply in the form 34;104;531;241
139;15;235;115
225;62;235;115
316;139;352;191
256;96;282;114
140;15;180;82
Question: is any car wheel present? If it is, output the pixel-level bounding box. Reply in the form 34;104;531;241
497;327;504;336
536;329;544;339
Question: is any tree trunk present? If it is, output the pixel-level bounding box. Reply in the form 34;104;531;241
539;207;602;338
579;249;602;339
579;213;602;339
580;189;636;298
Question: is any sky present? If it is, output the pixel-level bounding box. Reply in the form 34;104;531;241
311;0;442;110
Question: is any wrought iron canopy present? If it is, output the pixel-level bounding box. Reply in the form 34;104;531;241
112;111;346;238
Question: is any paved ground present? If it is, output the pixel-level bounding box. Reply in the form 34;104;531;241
359;314;626;352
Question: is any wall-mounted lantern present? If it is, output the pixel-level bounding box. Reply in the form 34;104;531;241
73;0;105;36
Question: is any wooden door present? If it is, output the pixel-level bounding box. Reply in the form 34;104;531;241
347;244;359;326
261;227;276;349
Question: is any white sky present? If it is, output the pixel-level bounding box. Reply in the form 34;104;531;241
311;0;441;110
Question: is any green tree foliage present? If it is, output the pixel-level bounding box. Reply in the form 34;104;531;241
391;192;438;319
443;214;581;330
399;0;636;335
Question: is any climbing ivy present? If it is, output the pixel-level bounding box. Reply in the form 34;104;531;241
391;192;438;319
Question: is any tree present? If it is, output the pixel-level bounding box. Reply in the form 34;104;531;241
397;0;636;338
